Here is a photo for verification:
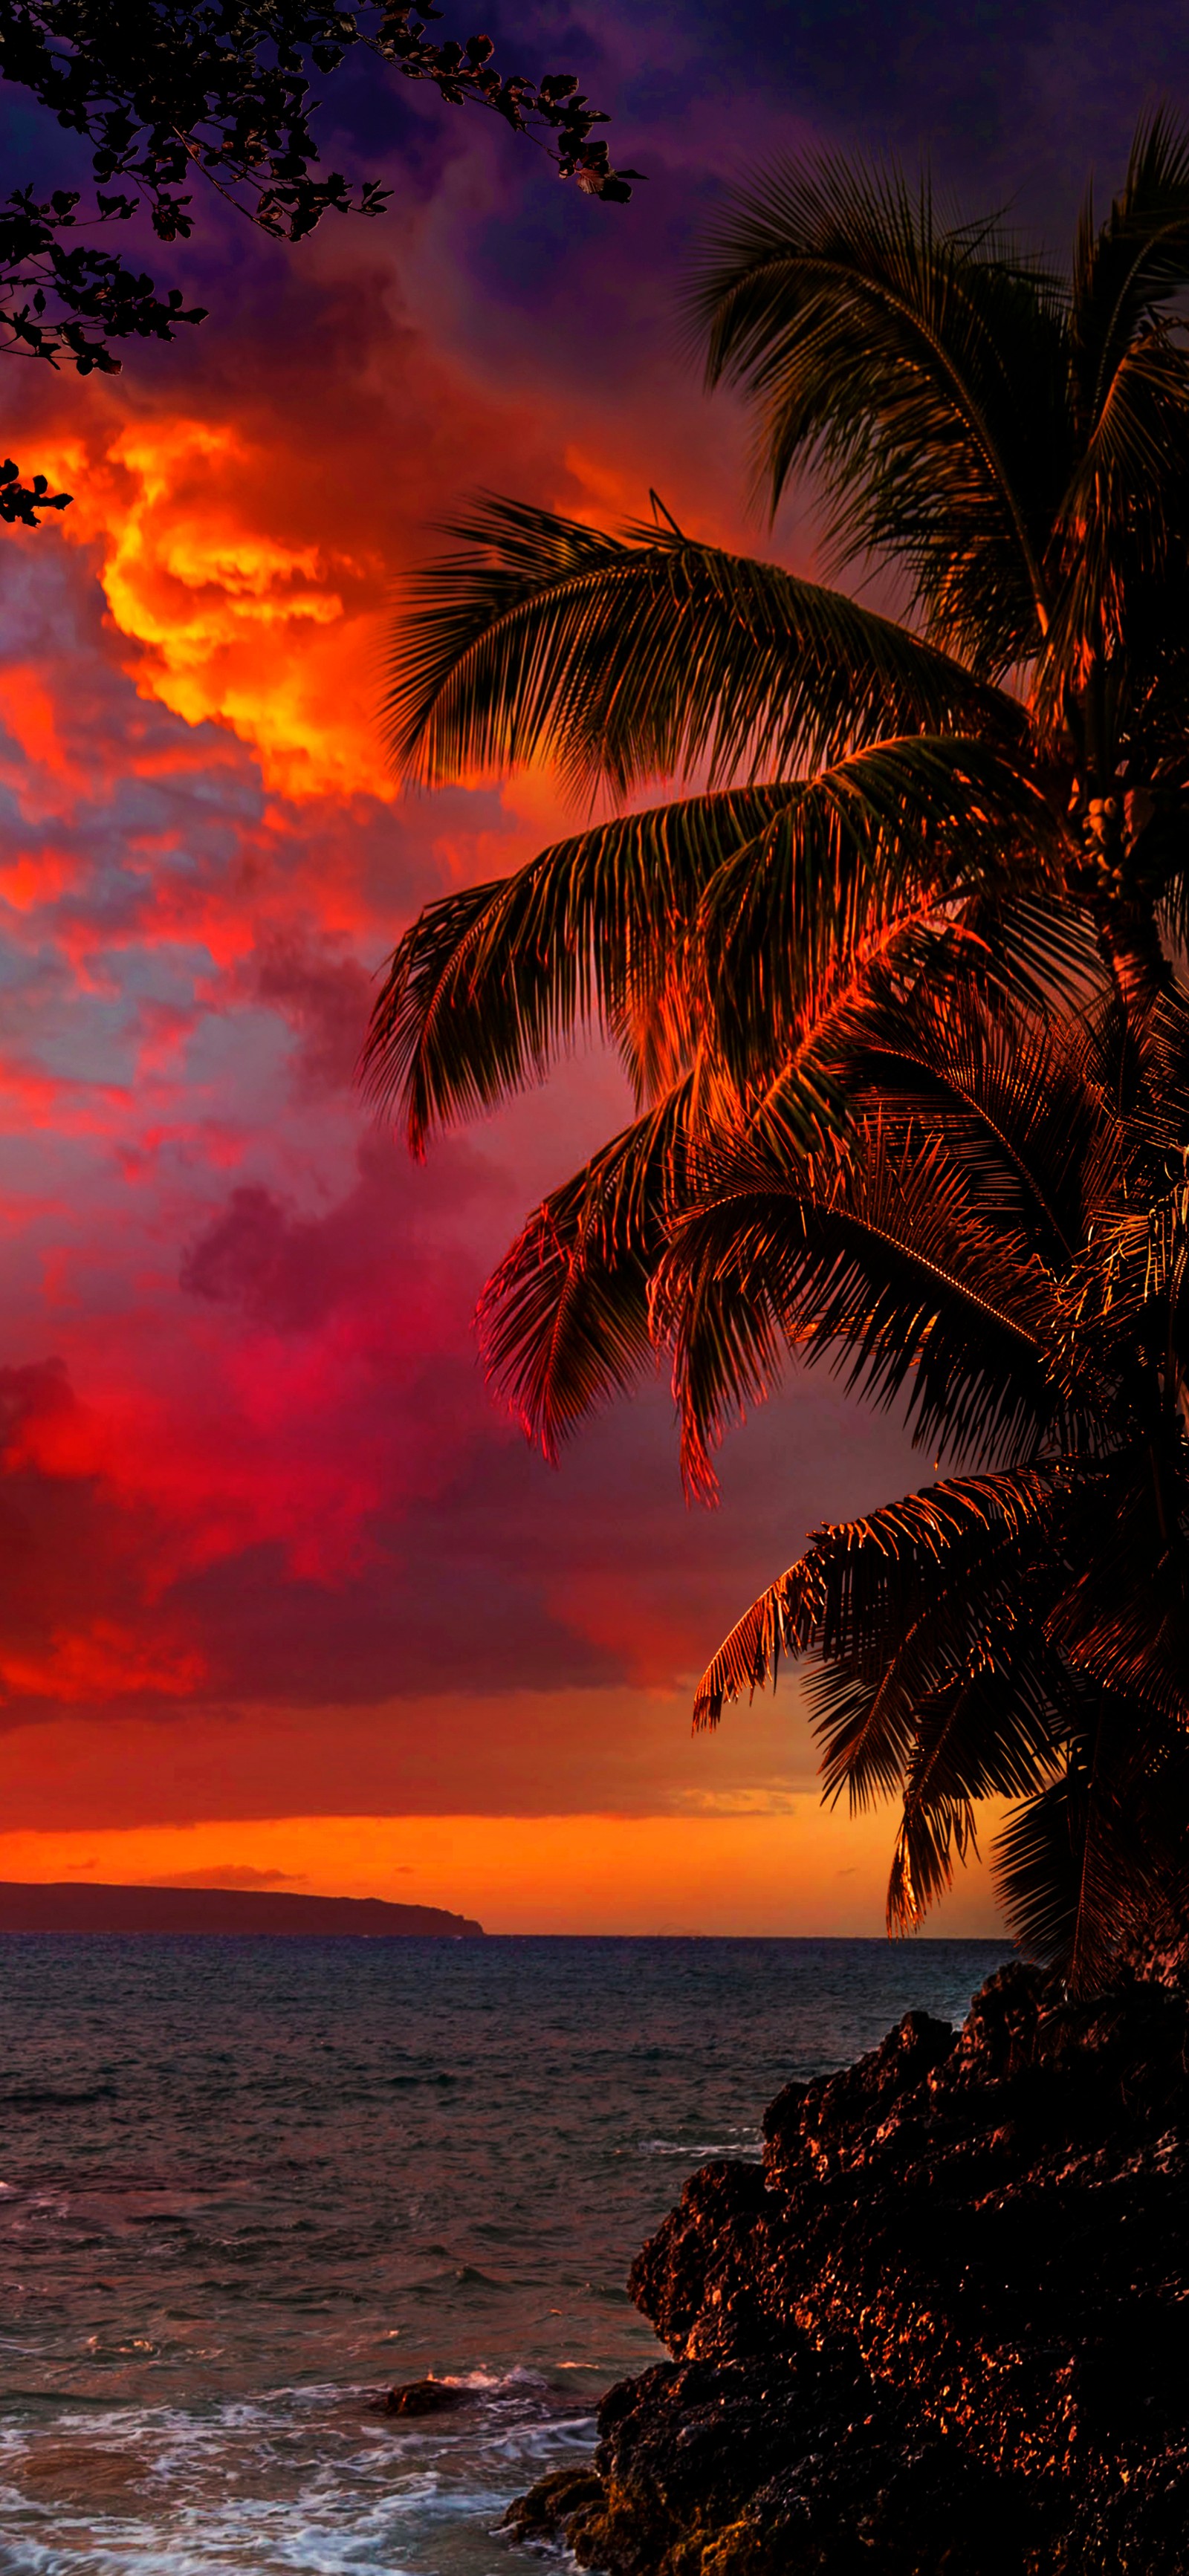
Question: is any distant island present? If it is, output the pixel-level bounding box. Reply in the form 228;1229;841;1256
0;1881;484;1939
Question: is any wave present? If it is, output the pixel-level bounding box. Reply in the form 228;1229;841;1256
0;2371;603;2576
0;1927;1005;2574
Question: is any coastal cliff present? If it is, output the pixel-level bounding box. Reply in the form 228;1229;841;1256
510;1961;1189;2573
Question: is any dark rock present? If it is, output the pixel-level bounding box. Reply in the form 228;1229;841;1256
515;1961;1189;2572
505;2465;606;2543
380;2377;473;2416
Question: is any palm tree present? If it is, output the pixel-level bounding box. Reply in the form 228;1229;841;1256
682;980;1189;1985
364;116;1189;1978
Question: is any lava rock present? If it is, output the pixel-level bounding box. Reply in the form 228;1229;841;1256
514;1961;1189;2573
380;2378;473;2416
505;2465;606;2543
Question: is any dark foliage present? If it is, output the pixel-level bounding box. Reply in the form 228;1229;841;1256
0;447;69;515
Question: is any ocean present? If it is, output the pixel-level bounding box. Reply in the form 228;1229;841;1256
0;1933;1009;2576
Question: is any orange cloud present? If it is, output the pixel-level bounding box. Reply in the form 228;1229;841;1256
0;843;81;912
34;419;391;802
0;663;72;779
11;254;745;826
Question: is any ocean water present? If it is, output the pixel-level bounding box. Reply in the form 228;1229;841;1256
0;1933;1010;2576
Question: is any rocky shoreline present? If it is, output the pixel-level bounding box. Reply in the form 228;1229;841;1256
508;1961;1189;2573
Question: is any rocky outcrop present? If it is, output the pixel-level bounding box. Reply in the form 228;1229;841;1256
380;2378;474;2416
507;1962;1189;2573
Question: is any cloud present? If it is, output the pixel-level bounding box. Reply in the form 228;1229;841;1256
0;1360;208;1710
239;924;374;1100
44;413;390;802
146;1864;305;1888
181;1182;363;1332
6;229;630;808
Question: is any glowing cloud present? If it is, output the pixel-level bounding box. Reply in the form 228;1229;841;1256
33;418;391;801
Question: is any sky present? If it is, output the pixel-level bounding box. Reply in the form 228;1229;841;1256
0;0;1185;1934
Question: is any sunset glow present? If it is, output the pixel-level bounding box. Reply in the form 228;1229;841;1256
1;0;1145;1942
0;1806;1003;1936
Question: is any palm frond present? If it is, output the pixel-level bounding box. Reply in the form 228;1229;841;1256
879;1643;1071;1929
993;1771;1086;1972
361;788;791;1149
693;1547;829;1728
886;1793;980;1932
1046;1464;1189;1727
658;1118;1070;1482
383;496;1020;797
1034;331;1189;739
363;739;1057;1152
1135;981;1189;1146
849;985;1118;1262
692;153;1069;669
1031;114;1189;743
993;1684;1189;1988
1069;108;1189;435
1083;1175;1189;1326
951;888;1104;1016
693;1467;1056;1727
695;736;1059;1086
477;1085;692;1459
